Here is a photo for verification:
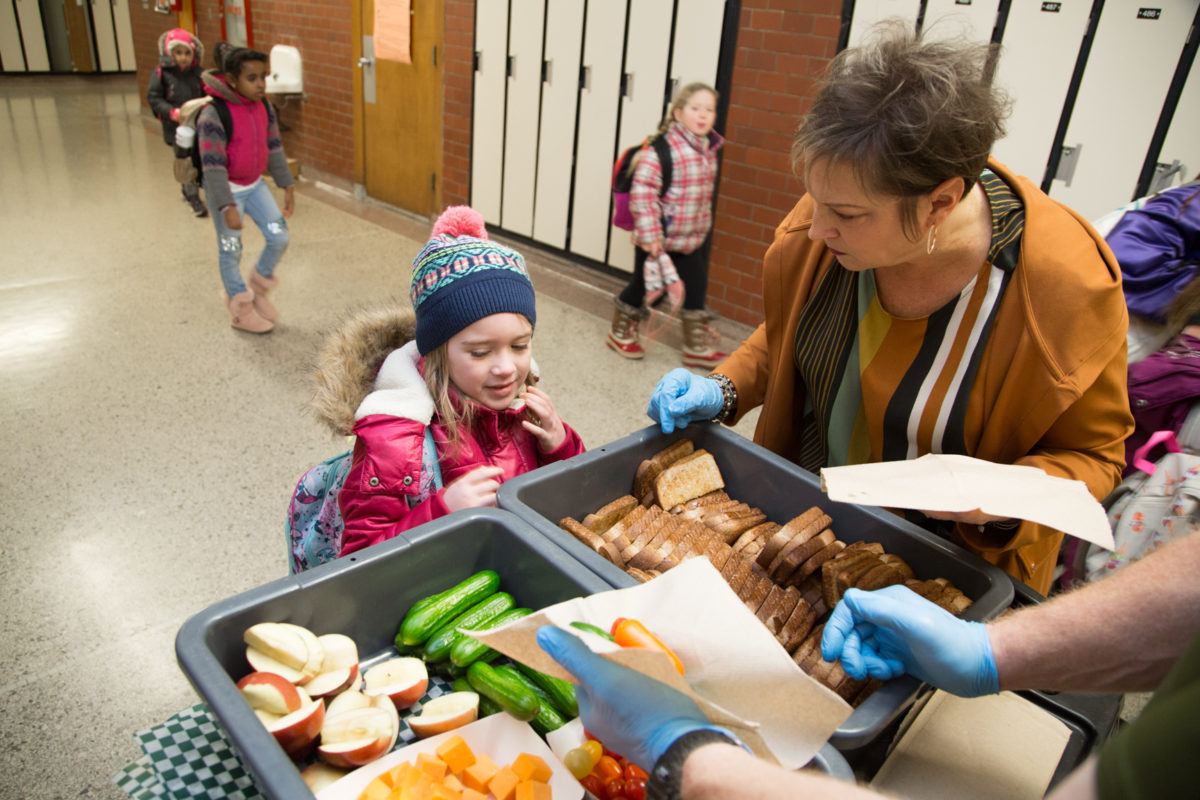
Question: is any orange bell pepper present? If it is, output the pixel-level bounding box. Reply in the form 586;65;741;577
610;617;685;675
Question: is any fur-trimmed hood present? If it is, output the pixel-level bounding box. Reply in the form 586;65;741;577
156;29;205;68
312;306;417;436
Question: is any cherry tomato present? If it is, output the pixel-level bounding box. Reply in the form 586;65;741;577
625;777;647;800
582;739;604;765
595;755;623;783
580;774;604;797
564;747;595;780
624;762;649;782
605;778;626;798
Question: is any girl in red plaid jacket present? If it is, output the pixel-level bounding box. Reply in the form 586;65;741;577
605;83;728;369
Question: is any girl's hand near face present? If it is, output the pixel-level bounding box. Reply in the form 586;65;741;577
520;385;567;452
443;465;504;512
223;206;243;230
283;185;295;218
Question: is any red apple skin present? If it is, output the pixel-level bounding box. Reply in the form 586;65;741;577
237;671;304;714
380;676;428;710
317;735;392;768
268;701;325;760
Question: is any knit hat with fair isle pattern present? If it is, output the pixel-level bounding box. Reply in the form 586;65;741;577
410;206;536;355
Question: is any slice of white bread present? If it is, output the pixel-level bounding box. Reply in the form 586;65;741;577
583;495;639;534
634;439;695;500
655;450;725;510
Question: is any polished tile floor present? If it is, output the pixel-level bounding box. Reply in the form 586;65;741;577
0;74;758;798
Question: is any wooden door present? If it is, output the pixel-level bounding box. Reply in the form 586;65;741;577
62;0;94;72
499;0;546;236
362;0;444;217
531;0;585;249
990;0;1092;184
1050;0;1198;220
471;0;508;225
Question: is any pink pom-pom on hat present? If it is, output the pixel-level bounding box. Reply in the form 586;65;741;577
431;205;488;240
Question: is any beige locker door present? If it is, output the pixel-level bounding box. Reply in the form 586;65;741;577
90;0;120;72
669;0;723;90
499;0;546;237
1051;0;1199;220
921;0;999;42
847;0;921;48
568;0;628;263
471;0;509;226
1;0;26;71
990;0;1092;184
1155;63;1200;191
13;0;49;71
531;0;585;249
112;0;135;70
607;0;675;273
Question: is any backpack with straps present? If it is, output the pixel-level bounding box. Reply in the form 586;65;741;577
611;135;673;231
173;96;235;187
286;427;444;574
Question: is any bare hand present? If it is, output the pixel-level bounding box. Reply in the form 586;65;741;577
519;386;567;452
442;465;504;512
223;206;243;230
282;185;295;219
920;508;1009;526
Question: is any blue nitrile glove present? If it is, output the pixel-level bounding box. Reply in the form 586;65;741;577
537;625;717;771
646;368;723;434
821;585;999;698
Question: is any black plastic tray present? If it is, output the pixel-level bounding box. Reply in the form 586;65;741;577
175;508;619;800
498;423;1015;750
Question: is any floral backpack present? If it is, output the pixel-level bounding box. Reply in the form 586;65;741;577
286;429;443;573
1061;430;1200;589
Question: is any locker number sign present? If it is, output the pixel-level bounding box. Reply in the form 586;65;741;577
1041;2;1061;10
1137;8;1162;18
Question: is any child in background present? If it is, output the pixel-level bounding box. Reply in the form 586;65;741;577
146;28;207;217
198;42;295;334
606;82;727;369
325;206;585;557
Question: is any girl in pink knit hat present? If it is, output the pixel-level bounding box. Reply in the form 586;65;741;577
146;28;207;217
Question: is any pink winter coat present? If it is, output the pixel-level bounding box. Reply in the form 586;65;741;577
338;341;584;557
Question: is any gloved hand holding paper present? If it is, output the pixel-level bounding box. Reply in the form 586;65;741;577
820;454;1114;550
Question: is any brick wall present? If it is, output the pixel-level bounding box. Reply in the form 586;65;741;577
442;0;475;206
707;0;841;326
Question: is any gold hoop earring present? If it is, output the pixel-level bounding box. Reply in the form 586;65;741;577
926;225;938;255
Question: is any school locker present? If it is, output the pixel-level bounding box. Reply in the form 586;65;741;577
846;0;921;48
113;0;135;71
13;0;50;71
989;0;1093;184
1;0;25;71
921;0;999;42
569;0;630;263
91;0;121;72
1049;0;1199;221
669;0;724;90
531;0;585;249
499;0;545;236
470;0;509;226
1154;57;1200;191
607;0;676;273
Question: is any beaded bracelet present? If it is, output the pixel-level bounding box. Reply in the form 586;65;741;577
709;373;738;424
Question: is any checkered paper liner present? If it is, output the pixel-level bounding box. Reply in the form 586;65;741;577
114;675;457;799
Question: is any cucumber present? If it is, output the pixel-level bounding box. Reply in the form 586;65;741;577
453;677;502;717
514;661;578;719
396;570;501;647
495;664;570;735
449;607;533;667
570;621;615;642
466;661;540;722
422;592;515;663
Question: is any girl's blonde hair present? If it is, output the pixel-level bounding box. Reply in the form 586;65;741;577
421;330;537;453
657;81;718;136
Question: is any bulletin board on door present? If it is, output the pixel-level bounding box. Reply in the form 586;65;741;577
219;0;253;48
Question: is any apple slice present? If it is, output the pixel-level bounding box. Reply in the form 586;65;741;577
407;691;480;739
317;633;359;670
237;671;304;716
303;663;358;698
301;761;349;792
244;623;310;672
362;657;428;710
318;706;395;767
245;645;306;683
276;623;326;682
372;692;400;754
267;692;325;760
325;688;372;718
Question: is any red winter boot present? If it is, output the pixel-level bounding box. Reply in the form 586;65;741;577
680;309;728;369
605;298;647;359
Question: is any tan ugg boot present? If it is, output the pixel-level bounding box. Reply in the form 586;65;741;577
681;309;728;369
247;271;279;322
605;297;646;359
225;290;274;334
